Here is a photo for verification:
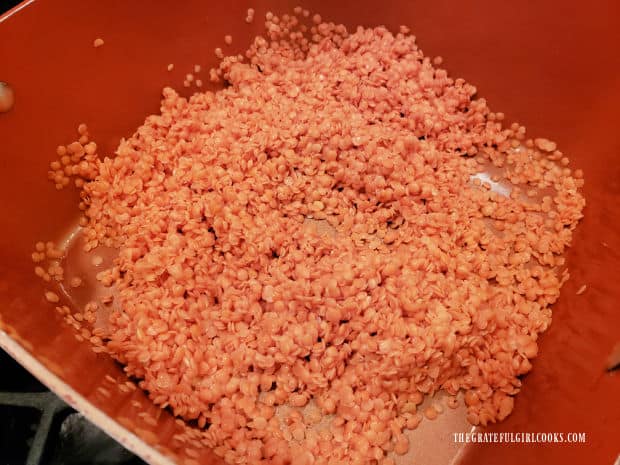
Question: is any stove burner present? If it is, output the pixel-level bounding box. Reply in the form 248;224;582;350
0;391;69;465
0;350;145;465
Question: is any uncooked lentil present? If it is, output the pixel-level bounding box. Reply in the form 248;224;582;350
424;406;439;420
38;9;585;465
44;291;59;303
0;82;15;113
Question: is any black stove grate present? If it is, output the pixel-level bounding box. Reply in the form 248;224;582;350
0;392;69;465
0;350;146;465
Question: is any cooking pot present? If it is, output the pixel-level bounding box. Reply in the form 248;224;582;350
0;1;618;464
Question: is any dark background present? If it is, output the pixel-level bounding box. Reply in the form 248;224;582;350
1;0;21;15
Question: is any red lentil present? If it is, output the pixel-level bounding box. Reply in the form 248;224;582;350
0;82;14;112
38;9;585;465
44;291;59;303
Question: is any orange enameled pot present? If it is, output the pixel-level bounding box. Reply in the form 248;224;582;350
0;1;618;464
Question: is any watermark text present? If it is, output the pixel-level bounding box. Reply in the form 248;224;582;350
453;432;586;444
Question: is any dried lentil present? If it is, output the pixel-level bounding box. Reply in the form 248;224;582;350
41;10;585;465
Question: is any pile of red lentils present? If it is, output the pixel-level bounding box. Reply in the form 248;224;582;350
41;9;585;465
